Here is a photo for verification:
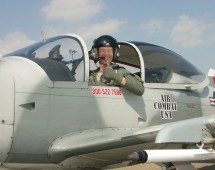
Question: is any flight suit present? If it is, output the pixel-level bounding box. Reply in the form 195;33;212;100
89;66;144;96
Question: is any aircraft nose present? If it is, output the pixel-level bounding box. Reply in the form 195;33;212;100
0;59;14;162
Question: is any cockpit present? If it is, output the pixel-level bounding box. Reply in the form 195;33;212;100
3;35;85;82
118;41;205;84
3;34;206;87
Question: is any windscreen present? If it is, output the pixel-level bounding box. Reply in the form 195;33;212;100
3;36;84;82
134;42;205;84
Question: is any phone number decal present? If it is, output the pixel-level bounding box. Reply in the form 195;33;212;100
91;87;122;95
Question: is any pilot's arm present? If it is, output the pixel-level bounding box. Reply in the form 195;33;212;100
103;67;144;96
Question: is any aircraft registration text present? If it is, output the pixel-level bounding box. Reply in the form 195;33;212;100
91;87;122;96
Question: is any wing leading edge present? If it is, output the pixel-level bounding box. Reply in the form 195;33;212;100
48;124;165;164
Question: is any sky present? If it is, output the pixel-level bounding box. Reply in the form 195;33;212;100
0;0;215;74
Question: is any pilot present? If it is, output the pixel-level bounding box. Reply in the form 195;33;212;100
89;35;144;96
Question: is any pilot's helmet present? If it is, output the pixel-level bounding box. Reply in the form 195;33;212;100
89;35;120;62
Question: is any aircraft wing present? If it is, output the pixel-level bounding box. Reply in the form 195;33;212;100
48;124;166;164
127;114;215;170
48;114;215;166
155;114;215;144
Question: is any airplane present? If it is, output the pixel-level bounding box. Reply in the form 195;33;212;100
0;33;214;170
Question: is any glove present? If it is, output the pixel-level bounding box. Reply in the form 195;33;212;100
103;67;123;85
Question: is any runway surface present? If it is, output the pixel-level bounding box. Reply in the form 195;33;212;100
113;163;215;170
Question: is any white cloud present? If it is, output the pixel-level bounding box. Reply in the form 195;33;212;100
40;0;126;43
77;19;126;40
39;19;126;44
170;15;211;48
139;15;215;48
42;0;104;22
0;32;35;55
140;18;167;34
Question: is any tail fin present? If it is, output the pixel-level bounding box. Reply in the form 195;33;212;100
208;68;215;87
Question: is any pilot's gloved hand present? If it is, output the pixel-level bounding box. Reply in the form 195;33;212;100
103;67;123;85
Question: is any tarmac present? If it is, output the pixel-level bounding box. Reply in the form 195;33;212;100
113;163;215;170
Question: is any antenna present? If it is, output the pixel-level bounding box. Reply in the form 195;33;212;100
69;49;77;60
40;30;46;42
